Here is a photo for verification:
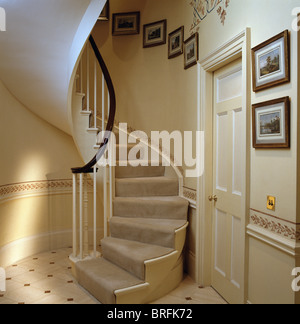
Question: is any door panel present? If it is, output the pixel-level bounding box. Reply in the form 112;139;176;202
211;59;244;304
231;215;242;289
217;67;242;103
214;209;227;277
216;112;229;192
232;108;243;196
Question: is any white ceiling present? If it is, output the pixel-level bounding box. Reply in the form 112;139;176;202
0;0;105;134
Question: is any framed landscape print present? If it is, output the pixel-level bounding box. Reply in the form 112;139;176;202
143;20;167;48
112;12;140;36
252;30;290;92
252;97;290;149
184;33;199;70
98;1;109;21
168;26;184;59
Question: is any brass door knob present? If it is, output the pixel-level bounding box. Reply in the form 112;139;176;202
208;195;218;202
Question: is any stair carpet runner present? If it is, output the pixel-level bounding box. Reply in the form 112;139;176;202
74;131;189;304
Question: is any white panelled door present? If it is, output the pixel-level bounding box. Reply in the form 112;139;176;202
211;59;245;304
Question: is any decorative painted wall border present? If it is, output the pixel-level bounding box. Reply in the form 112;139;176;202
190;0;231;33
249;208;300;242
0;179;93;204
183;186;197;208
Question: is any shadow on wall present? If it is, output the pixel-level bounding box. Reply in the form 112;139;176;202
92;0;148;62
93;18;142;63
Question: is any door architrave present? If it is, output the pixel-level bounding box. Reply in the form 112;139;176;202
195;28;251;304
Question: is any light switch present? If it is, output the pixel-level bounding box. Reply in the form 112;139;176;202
267;196;276;211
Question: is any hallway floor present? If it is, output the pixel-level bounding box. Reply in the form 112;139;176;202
0;248;227;304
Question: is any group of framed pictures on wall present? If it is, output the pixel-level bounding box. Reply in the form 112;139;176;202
98;5;292;150
168;27;198;70
101;6;198;70
251;30;290;149
142;19;199;70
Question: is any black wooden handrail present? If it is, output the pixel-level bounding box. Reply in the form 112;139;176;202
71;35;116;174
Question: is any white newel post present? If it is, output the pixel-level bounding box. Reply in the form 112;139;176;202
86;44;90;113
83;174;89;257
94;57;97;129
72;173;77;258
93;166;97;257
79;173;83;259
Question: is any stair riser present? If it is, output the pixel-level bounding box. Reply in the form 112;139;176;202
115;179;179;197
102;241;146;280
110;221;175;249
115;165;165;178
113;199;188;220
116;144;152;162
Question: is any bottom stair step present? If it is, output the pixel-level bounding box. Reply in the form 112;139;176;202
102;237;174;280
75;257;144;304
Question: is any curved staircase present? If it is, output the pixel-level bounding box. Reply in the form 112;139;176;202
70;36;189;304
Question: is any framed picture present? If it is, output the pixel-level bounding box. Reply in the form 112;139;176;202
184;33;199;70
252;97;290;149
143;20;167;48
168;26;184;59
98;1;109;21
252;30;290;92
112;12;140;36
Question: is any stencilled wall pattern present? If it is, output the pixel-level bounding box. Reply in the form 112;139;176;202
190;0;230;33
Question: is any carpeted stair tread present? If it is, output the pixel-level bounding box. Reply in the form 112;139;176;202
110;217;187;248
75;257;144;304
115;176;179;197
113;196;188;220
102;237;174;280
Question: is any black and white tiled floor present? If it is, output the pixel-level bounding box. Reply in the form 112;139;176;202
0;248;99;304
0;248;226;304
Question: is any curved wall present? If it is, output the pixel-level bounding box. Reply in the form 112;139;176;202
0;0;107;267
0;0;105;135
0;80;83;267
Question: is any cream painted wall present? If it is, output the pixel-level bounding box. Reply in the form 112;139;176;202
94;0;299;221
93;0;299;216
196;0;299;304
0;0;106;135
92;0;198;189
197;0;299;303
248;237;296;304
0;80;85;263
0;81;83;186
91;0;300;303
198;0;299;223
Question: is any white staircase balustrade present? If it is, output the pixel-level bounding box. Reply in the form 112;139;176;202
71;36;116;262
69;34;189;305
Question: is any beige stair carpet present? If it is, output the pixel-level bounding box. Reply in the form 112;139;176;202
74;130;189;304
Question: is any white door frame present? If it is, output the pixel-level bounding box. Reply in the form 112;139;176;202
195;28;251;303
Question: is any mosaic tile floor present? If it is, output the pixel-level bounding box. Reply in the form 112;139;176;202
0;248;226;304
